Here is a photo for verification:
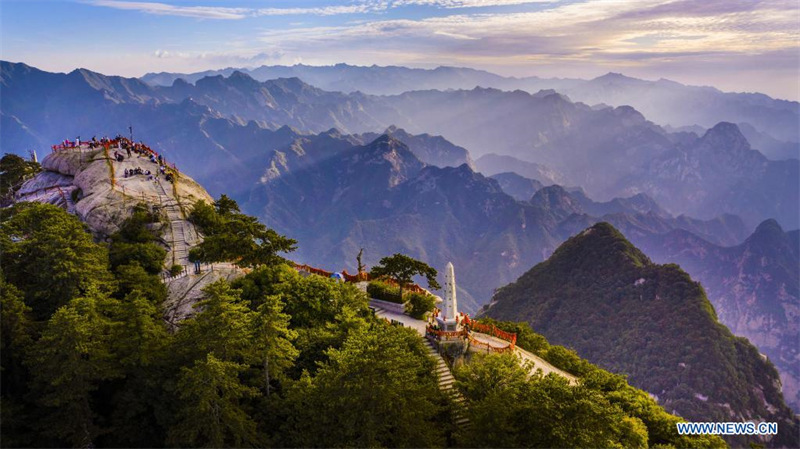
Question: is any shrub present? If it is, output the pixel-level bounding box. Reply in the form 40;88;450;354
405;292;435;319
367;280;403;304
109;241;167;275
169;264;184;277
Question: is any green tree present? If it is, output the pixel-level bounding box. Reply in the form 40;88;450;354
405;292;436;319
0;275;35;445
456;353;649;448
284;324;446;447
369;253;441;300
233;264;371;375
106;290;172;447
0;202;113;320
168;353;261;448
108;203;166;274
0;153;40;201
175;280;253;364
24;293;118;447
250;294;297;396
188;196;297;267
114;263;167;303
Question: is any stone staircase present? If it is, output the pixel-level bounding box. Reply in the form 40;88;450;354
371;304;470;430
423;339;470;430
156;180;198;269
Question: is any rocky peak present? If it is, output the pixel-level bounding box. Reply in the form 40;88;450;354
530;185;583;218
351;135;424;187
592;72;639;83
744;218;789;250
226;70;260;88
698;122;752;155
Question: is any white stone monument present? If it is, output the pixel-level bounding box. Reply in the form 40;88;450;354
436;262;460;332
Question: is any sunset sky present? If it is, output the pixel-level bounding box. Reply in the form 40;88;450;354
1;0;798;100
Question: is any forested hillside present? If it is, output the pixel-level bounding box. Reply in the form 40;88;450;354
1;197;726;448
482;223;800;448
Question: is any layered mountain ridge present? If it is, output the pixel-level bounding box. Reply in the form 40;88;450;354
3;61;794;228
141;62;799;159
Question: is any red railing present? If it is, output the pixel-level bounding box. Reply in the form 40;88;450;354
467;334;515;353
462;316;517;346
426;325;468;339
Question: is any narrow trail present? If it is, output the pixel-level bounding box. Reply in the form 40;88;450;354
372;302;470;429
155;178;196;268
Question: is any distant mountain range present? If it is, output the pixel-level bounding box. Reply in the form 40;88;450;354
2;61;796;229
141;63;799;161
245;131;752;313
3;60;797;415
489;175;800;413
481;222;800;448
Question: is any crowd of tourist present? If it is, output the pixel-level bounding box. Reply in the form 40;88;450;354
51;134;179;184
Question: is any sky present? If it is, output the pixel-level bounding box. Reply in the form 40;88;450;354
1;0;798;100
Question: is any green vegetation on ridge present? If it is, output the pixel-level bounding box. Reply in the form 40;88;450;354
0;200;743;448
483;222;800;448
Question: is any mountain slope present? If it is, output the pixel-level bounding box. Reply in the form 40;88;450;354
636;219;800;413
355;126;474;169
633;122;799;228
489;172;545;201
481;222;799;447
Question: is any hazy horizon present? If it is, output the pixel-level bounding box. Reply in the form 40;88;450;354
1;0;798;101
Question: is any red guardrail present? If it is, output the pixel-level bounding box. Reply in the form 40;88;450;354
462;315;517;346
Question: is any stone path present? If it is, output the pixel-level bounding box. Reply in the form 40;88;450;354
423;338;470;428
471;332;578;384
155;178;197;268
370;301;470;428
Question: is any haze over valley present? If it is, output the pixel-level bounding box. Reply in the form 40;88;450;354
2;1;798;447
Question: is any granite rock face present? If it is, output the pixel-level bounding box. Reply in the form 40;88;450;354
17;147;213;238
15;146;232;322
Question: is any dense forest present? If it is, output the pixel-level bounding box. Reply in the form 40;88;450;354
1;190;726;448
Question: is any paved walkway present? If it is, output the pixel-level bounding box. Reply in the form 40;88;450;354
470;332;578;384
369;300;576;384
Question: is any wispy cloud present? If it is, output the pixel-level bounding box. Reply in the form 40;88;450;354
433;30;479;39
86;1;251;20
251;0;798;62
86;0;389;19
51;0;800;98
395;0;558;7
87;0;561;20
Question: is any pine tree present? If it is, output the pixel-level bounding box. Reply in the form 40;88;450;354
250;294;297;396
175;280;254;364
285;324;445;447
0;202;113;320
24;293;118;447
168;353;260;448
369;253;441;300
106;291;172;447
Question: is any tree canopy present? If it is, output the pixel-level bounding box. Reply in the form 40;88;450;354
0;198;737;448
188;195;297;267
369;253;441;299
0;154;40;202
